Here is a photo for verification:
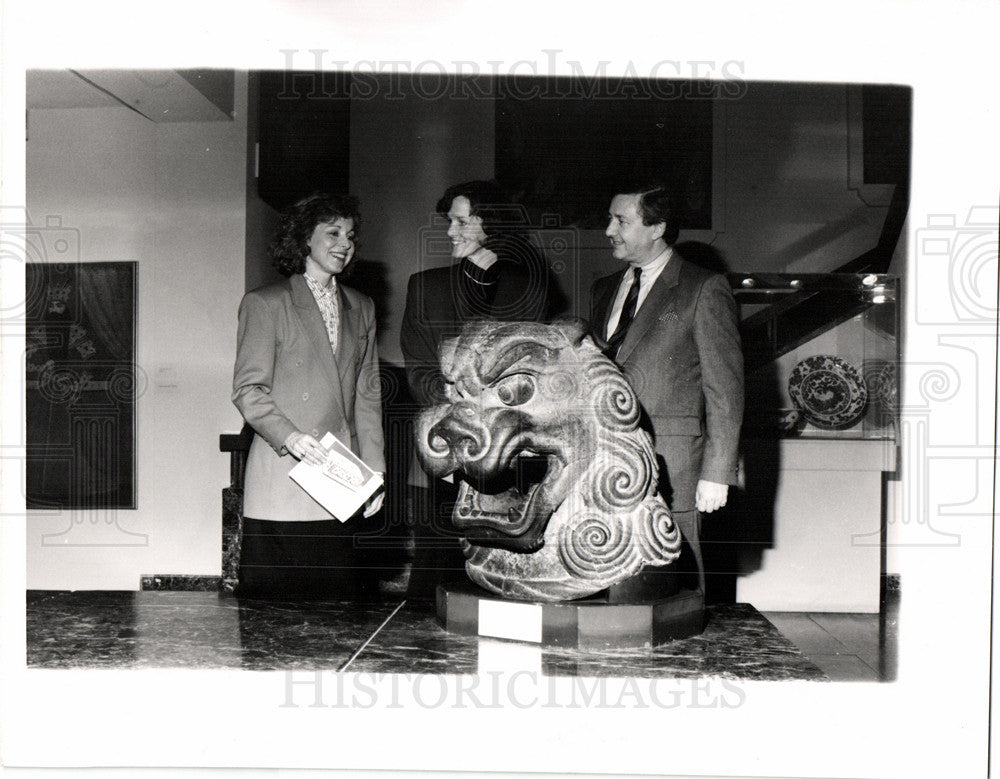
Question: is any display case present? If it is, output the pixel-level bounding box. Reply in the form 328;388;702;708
728;273;899;612
732;273;899;440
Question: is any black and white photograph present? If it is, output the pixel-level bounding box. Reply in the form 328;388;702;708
1;2;997;778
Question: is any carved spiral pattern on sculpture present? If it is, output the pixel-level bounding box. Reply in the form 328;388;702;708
543;369;579;400
586;433;653;511
415;321;684;601
559;512;640;577
586;360;640;432
636;500;682;560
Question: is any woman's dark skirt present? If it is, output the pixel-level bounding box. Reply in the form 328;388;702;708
237;517;370;598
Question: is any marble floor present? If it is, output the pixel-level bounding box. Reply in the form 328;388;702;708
763;588;899;682
24;590;839;680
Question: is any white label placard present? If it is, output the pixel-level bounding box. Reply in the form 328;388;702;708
478;599;543;643
477;638;543;677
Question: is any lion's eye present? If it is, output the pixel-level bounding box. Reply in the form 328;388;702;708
496;374;535;406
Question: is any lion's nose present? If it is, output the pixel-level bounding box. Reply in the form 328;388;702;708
428;405;487;460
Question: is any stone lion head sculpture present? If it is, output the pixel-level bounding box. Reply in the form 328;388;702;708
415;319;681;601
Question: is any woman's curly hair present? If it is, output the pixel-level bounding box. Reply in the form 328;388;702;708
269;193;361;277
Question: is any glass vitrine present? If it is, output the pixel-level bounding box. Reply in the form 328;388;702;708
732;273;899;440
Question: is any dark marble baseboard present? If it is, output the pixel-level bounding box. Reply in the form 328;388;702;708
140;575;223;591
26;590;827;680
222;487;243;584
139;488;243;593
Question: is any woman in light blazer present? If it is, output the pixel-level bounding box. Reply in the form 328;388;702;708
232;193;385;596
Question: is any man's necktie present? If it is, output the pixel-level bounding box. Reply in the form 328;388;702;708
605;266;642;360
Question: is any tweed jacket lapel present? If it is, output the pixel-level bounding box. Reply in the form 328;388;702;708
289;273;347;421
616;254;682;365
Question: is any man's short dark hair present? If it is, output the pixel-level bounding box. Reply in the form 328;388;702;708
620;182;680;245
269;192;361;277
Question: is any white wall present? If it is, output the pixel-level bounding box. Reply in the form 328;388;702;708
26;75;249;589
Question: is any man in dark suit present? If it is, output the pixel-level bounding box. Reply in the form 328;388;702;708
401;180;549;596
590;183;743;594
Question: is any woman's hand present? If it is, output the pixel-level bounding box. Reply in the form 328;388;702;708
283;431;327;466
362;487;385;518
363;477;385;517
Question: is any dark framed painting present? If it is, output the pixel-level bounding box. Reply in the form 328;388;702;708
25;261;137;509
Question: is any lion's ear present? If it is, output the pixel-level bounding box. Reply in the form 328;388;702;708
550;316;589;346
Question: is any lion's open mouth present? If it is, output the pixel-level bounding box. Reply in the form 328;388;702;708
453;449;566;553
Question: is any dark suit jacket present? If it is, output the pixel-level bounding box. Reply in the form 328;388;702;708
590;255;743;514
401;259;548;407
233;273;385;521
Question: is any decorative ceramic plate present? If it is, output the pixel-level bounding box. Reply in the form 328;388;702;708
788;355;868;429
